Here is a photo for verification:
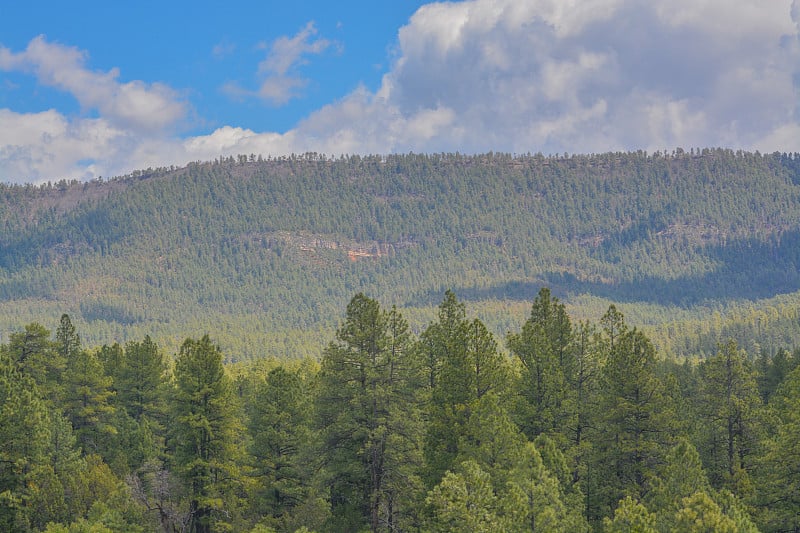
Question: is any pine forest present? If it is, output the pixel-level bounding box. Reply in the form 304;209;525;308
2;150;800;531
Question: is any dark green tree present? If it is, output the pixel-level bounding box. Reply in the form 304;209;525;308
696;341;762;494
508;287;575;439
315;294;423;532
0;352;51;531
171;335;241;533
567;320;602;449
428;393;588;532
55;314;80;363
647;438;757;533
61;347;116;458
591;307;675;522
753;364;800;531
5;323;63;403
420;290;511;486
246;366;316;530
117;336;169;424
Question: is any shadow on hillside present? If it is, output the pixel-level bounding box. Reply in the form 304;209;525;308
410;230;800;309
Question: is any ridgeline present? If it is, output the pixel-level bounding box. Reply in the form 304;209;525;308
2;149;800;359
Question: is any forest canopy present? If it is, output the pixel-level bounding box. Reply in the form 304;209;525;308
0;150;799;361
1;288;798;532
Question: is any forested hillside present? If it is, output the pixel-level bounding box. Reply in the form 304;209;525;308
5;149;800;531
1;149;800;359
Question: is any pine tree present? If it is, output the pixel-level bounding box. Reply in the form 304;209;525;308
753;364;800;531
315;294;423;532
117;337;169;425
567;320;602;449
4;323;53;379
246;366;313;527
5;323;63;403
446;392;589;532
171;335;241;533
602;496;657;533
0;352;51;531
647;438;711;530
426;460;500;533
420;290;511;487
673;491;737;533
508;287;575;439
696;341;762;494
591;307;674;521
61;347;116;458
55;314;80;363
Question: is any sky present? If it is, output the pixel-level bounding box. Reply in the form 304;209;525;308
0;0;798;184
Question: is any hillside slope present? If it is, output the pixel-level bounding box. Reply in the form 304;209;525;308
1;149;799;359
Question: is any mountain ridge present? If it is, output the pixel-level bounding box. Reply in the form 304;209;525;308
1;149;799;359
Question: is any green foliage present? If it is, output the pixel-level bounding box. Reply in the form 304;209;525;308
171;335;242;533
673;491;737;533
315;294;422;532
508;287;577;439
695;341;763;493
245;366;317;531
111;336;168;424
5;285;800;531
60;346;116;459
426;460;501;533
421;291;512;486
591;307;676;519
4;323;63;403
2;150;800;361
753;364;800;531
603;496;657;533
0;353;51;531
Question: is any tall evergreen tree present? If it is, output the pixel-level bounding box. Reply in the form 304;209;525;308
5;323;63;403
117;336;168;424
315;294;422;532
420;290;511;486
246;366;315;529
55;314;80;364
696;341;762;494
0;352;51;531
171;335;241;533
752;364;800;531
428;393;588;532
508;287;575;439
591;307;675;522
61;347;116;458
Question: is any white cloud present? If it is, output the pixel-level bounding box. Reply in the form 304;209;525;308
363;0;800;155
1;0;799;183
0;109;127;182
0;36;190;182
128;0;800;167
0;36;187;133
224;21;334;106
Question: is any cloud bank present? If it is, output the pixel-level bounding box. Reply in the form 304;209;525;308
1;0;799;183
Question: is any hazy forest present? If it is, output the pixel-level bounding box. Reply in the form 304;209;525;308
3;150;800;531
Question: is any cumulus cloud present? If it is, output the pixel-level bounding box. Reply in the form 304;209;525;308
0;109;127;181
0;36;190;182
1;0;799;183
0;36;187;133
198;0;799;159
366;0;800;154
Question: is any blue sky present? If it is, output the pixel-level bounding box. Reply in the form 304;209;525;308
1;0;798;183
